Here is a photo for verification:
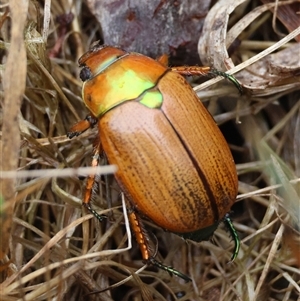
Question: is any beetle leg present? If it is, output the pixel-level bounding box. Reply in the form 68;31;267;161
210;69;243;94
127;207;191;282
67;114;98;138
170;66;211;76
223;213;240;261
68;116;106;221
156;54;169;67
127;207;152;261
170;66;242;94
148;258;191;282
82;136;107;222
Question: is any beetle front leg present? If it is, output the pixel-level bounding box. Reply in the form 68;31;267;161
127;206;191;282
171;66;242;94
67;114;98;138
82;136;107;222
171;66;212;77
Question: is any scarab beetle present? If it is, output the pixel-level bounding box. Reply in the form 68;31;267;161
68;41;240;281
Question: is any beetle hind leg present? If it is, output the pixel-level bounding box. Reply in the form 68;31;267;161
223;213;240;261
127;206;191;282
148;258;191;282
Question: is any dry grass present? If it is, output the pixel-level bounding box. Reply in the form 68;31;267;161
1;0;300;300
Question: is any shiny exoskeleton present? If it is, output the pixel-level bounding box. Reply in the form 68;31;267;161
68;41;241;281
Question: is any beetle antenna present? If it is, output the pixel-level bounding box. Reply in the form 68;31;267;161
223;213;240;261
210;69;243;95
148;257;192;282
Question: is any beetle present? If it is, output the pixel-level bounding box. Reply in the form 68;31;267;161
68;41;241;281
